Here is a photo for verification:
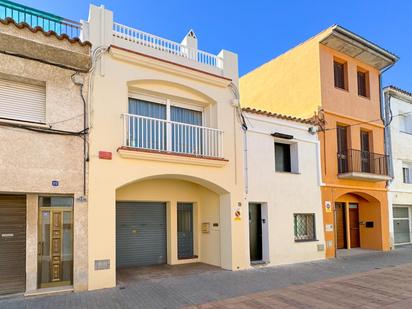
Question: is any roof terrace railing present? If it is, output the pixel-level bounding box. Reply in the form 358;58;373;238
113;22;223;69
0;0;81;38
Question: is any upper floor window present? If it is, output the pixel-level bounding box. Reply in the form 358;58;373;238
357;68;370;98
275;142;291;172
334;60;347;90
0;77;45;123
400;113;412;134
125;96;224;158
403;163;412;184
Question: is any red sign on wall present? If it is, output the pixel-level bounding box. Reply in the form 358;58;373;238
98;151;112;160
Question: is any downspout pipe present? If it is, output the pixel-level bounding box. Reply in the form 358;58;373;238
379;64;395;185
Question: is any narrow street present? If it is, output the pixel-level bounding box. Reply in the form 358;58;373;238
1;246;412;309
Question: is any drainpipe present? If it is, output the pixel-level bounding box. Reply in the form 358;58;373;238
379;64;395;188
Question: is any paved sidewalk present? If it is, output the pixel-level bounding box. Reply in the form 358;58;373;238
1;245;412;309
188;263;412;308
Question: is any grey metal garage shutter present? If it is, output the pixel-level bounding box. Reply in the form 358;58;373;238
116;202;167;268
0;195;26;295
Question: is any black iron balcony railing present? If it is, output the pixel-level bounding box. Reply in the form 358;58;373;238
337;149;389;176
0;0;81;38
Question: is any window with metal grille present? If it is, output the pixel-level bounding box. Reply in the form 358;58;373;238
294;213;316;241
334;61;346;90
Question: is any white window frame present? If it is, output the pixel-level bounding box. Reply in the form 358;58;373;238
273;139;299;174
399;113;412;135
128;92;205;124
403;162;412;184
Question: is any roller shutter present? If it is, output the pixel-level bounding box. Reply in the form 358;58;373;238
0;78;46;123
116;202;167;268
0;195;26;295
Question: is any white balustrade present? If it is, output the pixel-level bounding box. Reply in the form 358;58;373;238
123;114;224;158
113;22;223;69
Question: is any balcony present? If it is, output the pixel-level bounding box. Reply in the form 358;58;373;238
119;114;225;164
337;149;391;182
0;0;82;38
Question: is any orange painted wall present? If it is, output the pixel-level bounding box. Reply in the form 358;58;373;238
318;45;389;258
319;45;382;121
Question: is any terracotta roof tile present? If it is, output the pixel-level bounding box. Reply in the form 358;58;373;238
242;107;317;125
0;17;91;47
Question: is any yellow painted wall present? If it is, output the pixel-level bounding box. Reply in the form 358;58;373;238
239;29;333;118
87;50;248;290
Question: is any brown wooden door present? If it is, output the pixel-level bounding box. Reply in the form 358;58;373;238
337;126;348;173
361;131;371;173
349;204;360;248
0;195;26;295
335;203;346;249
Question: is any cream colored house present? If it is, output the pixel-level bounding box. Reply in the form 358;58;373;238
384;86;412;246
81;5;247;290
0;5;90;295
243;108;325;265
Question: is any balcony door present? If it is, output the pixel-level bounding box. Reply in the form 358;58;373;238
128;98;203;155
361;131;371;173
171;106;202;155
128;98;167;150
337;125;348;173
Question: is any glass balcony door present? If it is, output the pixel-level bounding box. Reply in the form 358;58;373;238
38;197;73;288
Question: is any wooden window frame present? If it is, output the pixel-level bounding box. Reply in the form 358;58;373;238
334;58;348;91
357;67;370;98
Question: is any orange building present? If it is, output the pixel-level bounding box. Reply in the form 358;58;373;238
240;25;398;258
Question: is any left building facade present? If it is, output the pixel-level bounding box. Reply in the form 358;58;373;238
0;1;91;295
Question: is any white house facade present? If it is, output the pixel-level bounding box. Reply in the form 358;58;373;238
243;108;325;265
384;86;412;246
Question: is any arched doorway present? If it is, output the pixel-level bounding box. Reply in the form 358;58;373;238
114;175;229;278
335;192;382;253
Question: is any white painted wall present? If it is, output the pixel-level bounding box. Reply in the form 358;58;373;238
245;112;325;265
386;89;412;246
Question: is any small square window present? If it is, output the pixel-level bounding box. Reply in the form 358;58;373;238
403;165;412;184
400;114;412;134
334;60;347;90
294;214;316;241
357;69;369;97
275;143;291;172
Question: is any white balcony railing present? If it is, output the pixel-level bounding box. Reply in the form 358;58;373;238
123;114;224;159
113;22;223;69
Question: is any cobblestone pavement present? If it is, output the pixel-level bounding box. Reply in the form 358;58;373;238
1;245;412;309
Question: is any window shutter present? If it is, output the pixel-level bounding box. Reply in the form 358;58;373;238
0;78;46;123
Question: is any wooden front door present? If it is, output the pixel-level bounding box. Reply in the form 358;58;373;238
38;197;73;288
349;203;360;248
335;202;346;249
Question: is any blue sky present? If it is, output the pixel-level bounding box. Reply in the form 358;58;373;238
20;0;411;91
